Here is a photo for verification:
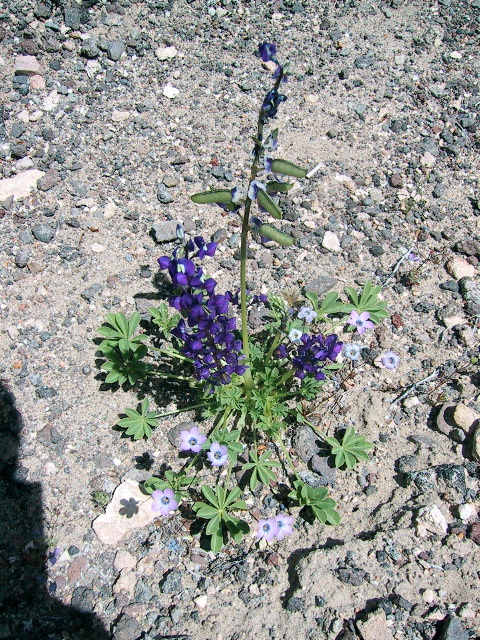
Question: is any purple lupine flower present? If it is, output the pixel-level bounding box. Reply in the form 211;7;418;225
257;518;279;542
381;351;400;370
48;547;62;565
180;425;207;453
259;42;277;63
272;64;288;82
151;488;178;516
264;155;274;172
207;442;229;467
348;310;374;335
290;333;343;381
248;179;266;201
343;343;362;362
261;88;287;121
408;252;421;262
264;129;278;151
274;514;294;540
298;306;317;323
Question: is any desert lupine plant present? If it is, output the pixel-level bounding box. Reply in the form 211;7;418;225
96;43;397;552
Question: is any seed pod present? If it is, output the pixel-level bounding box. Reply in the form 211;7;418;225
258;223;295;247
266;181;294;193
270;159;307;179
256;190;282;219
191;190;233;204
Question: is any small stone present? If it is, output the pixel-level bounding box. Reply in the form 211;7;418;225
114;550;137;572
310;455;336;485
322;230;341;252
32;224;55;243
436;304;465;328
157;184;173;204
389;173;403;188
458;503;476;521
436;615;469;640
91;243;106;253
104;202;117;219
14;55;41;75
416;504;448;537
292;425;319;462
162;175;179;187
71;586;95;613
163;84;179;99
80;40;100;59
15;248;30;268
354;54;374;69
305;94;319;104
42;90;60;112
30;74;45;90
472;423;480;462
335;174;357;192
446;257;475;280
356;609;394;640
160;569;182;594
92;479;157;545
152;220;180;243
285;597;305;612
422;589;436;603
155;46;177;60
37;170;60;191
112;109;130;122
194;595;208;609
453;403;480;431
450;51;462;59
0;169;45;201
421;151;436;167
107;41;125;62
436;402;456;436
403;396;420;409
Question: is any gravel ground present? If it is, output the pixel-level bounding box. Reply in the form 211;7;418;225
1;0;480;639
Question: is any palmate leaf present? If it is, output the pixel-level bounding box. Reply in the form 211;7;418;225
193;485;249;552
242;450;281;491
288;480;340;525
344;280;388;322
324;426;373;469
97;312;147;351
116;398;158;439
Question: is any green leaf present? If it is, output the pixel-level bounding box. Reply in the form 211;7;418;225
257;223;294;247
196;505;220;519
249;468;259;492
224;487;241;507
257;190;283;219
210;527;224;553
270;158;307;179
325;427;372;469
206;513;222;536
201;485;219;508
191;189;233;204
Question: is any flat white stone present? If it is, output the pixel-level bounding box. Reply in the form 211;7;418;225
14;54;41;75
155;46;177;60
322;230;341;252
416;504;448;537
163;83;179;99
446;256;475;280
92;479;156;545
91;243;106;253
458;503;477;521
104;202;117;219
0;169;45;201
42;90;60;112
112;109;130;122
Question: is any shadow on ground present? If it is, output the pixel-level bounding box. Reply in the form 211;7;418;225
0;381;111;639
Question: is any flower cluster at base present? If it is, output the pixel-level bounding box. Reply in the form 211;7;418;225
278;332;343;381
158;231;246;389
257;514;294;542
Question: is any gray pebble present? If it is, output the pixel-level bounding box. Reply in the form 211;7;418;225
81;284;102;302
32;224;55;243
15;249;30;268
304;275;337;297
11;123;27;138
159;569;183;594
81;40;100;59
292;425;319;462
310;455;336;485
354;54;374;69
436;615;469;640
107;41;125;62
37;170;61;192
152;220;179;242
157;184;174;204
70;586;95;613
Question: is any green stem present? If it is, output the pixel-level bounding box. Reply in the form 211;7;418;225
264;330;282;364
149;346;192;362
277;438;300;482
301;416;328;442
154;402;207;419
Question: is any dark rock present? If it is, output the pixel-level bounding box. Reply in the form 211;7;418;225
11;144;27;159
81;284;102;302
336;566;368;586
298;470;324;488
459;277;480;315
70;586;95;613
310;455;336;485
37;170;61;191
389;173;403;188
112;614;143;640
157;184;174;204
369;245;384;256
470;521;480;545
107;41;125;61
35;2;52;19
31;224;55;243
15;249;30;268
159;569;183;594
392;594;413;611
439;280;459;292
81;40;100;59
354;54;374;69
292;425;319;462
413;301;435;313
11;123;27;138
403;469;436;494
436;615;469;640
455;238;480;257
285;596;305;612
435;463;469;502
433;183;445;198
304;275;337;297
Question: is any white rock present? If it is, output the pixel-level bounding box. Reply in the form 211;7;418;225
472;423;480;462
0;169;45;201
305;94;319;104
458;602;476;618
453;403;480;430
394;54;406;66
30;74;45;90
163;83;179;99
6;325;19;340
113;568;136;595
335;173;357;193
155;46;177;60
18;110;30;123
422;589;436;604
446;256;475;280
112;109;130;122
42;90;60;112
356;610;395;640
114;549;137;572
458;503;477;521
416;504;448;537
86;60;102;79
194;595;208;609
91;243;106;253
403;396;419;409
92;479;157;545
16;157;35;170
322;230;341;252
421;151;436;167
450;51;462;59
14;55;41;75
104;202;117;219
30;110;43;122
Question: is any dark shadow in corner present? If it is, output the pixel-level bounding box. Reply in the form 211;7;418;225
0;381;111;639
